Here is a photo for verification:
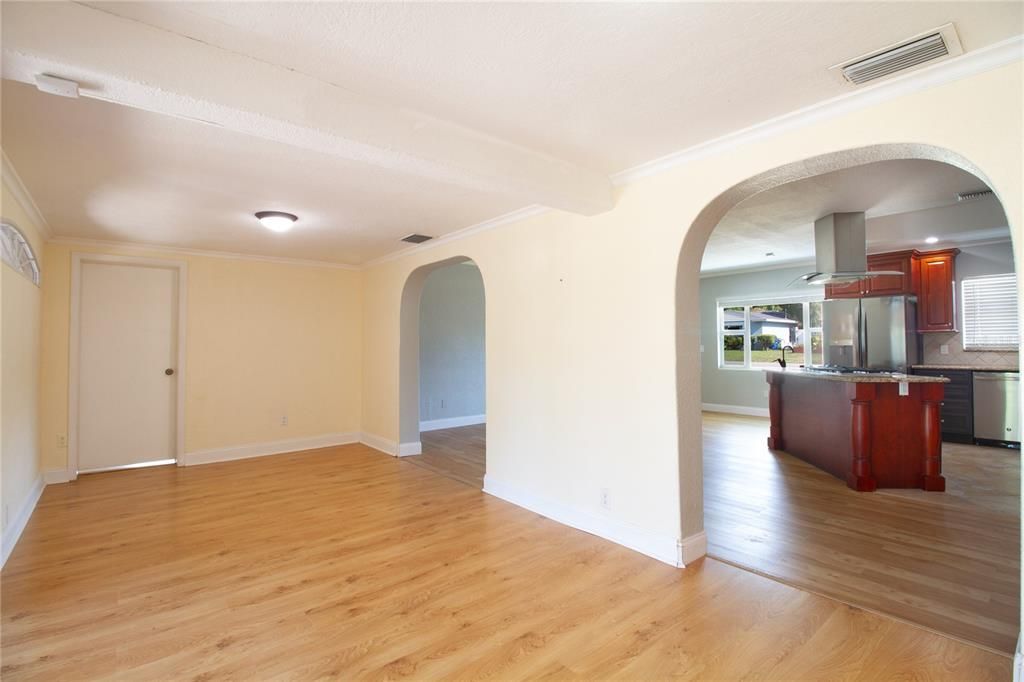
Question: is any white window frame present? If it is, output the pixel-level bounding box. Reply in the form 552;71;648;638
716;292;824;371
961;273;1019;351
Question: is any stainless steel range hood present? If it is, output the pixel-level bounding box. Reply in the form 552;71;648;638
796;212;902;285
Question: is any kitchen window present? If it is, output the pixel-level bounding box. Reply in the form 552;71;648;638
962;273;1019;350
717;297;823;369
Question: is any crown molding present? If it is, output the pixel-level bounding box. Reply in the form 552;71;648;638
362;34;1022;271
361;204;549;268
48;236;360;271
17;34;1024;273
611;33;1024;186
1;150;54;240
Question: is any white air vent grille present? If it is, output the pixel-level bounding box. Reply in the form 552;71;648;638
830;24;963;86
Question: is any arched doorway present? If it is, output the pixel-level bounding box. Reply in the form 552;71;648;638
676;144;1019;653
399;256;487;488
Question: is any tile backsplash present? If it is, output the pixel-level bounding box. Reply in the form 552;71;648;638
920;331;1019;369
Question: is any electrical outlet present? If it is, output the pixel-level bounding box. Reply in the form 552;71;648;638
699;345;705;353
600;488;610;510
763;389;770;398
940;344;949;355
57;434;67;448
280;415;288;426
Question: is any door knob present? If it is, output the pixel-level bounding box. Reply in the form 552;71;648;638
165;368;174;376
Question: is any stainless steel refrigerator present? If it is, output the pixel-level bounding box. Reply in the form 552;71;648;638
820;296;919;371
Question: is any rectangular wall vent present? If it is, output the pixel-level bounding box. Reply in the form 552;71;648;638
957;189;994;202
401;233;433;244
830;23;963;86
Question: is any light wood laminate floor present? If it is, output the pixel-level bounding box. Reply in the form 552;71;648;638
704;411;1020;655
2;441;1009;679
404;424;486;488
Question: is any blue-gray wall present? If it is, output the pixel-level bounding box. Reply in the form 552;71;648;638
419;263;486;424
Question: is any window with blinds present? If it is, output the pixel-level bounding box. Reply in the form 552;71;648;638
961;273;1019;350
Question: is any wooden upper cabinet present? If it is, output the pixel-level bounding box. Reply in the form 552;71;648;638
863;251;917;296
824;251;917;299
824;278;863;299
917;249;959;332
822;248;958;333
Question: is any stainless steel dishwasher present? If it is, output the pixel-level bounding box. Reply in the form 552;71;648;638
973;371;1021;445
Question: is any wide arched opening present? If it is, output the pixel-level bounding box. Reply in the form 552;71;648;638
399;256;487;488
677;143;1019;653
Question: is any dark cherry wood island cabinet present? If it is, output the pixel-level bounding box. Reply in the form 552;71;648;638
765;369;950;492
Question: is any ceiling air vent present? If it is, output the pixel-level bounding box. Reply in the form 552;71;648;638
830;23;963;86
957;189;994;202
401;233;433;244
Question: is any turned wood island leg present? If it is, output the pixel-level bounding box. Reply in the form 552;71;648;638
766;373;784;450
921;384;947;491
846;384;878;492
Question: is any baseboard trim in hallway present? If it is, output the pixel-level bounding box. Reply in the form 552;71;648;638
701;403;770;418
483;473;687;568
184;432;360;466
419;414;486;432
1;475;44;568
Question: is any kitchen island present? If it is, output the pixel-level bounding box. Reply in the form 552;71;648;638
765;368;949;492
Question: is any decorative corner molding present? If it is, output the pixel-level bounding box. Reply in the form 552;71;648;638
419;414;486;432
678;530;708;567
1;149;53;240
702;403;770;418
611;34;1024;186
49;236;360;271
183;432;359;466
1;475;45;568
43;469;75;484
483;474;682;567
359;432;400;456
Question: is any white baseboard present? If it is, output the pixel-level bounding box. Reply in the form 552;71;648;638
359;432;399;456
679;530;708;566
483;474;685;567
44;469;75;484
2;475;45;568
183;432;359;466
702;403;770;418
1014;632;1022;682
398;441;422;457
419;414;486;432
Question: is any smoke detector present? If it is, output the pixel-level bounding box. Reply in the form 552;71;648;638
401;234;433;244
830;24;963;86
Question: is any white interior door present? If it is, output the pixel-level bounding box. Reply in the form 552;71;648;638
78;262;178;472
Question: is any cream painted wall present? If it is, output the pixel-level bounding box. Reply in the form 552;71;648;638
362;61;1023;563
39;243;363;472
1;178;45;534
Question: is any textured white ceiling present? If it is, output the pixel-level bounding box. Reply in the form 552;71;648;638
82;1;1023;173
2;2;1021;264
701;159;1009;274
1;80;522;264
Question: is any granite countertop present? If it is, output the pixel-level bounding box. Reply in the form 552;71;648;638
911;364;1019;372
764;367;948;383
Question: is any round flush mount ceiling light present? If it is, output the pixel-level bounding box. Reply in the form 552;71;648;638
255;211;298;233
925;236;939;244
